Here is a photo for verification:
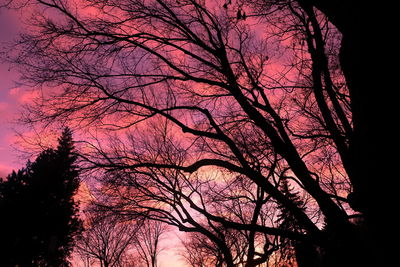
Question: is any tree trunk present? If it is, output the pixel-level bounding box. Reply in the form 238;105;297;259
297;1;390;265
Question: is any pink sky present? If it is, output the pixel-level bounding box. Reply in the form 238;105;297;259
0;7;24;177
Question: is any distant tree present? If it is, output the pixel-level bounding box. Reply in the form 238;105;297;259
76;204;167;267
132;219;168;267
180;232;226;267
76;210;139;267
0;127;82;266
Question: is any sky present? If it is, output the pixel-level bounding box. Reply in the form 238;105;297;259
0;7;24;177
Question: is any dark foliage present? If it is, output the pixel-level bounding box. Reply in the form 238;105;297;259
0;128;82;267
277;180;324;267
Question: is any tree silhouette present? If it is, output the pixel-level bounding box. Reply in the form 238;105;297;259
276;179;320;267
2;0;380;266
76;202;168;267
76;211;138;267
180;232;227;267
0;128;82;266
132;219;168;267
276;179;305;265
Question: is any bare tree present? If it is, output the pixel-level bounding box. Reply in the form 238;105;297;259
180;227;279;267
75;211;139;267
180;232;227;267
3;0;377;266
132;220;168;267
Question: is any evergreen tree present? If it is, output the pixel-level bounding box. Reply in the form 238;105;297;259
0;128;82;266
277;179;306;234
276;179;320;267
